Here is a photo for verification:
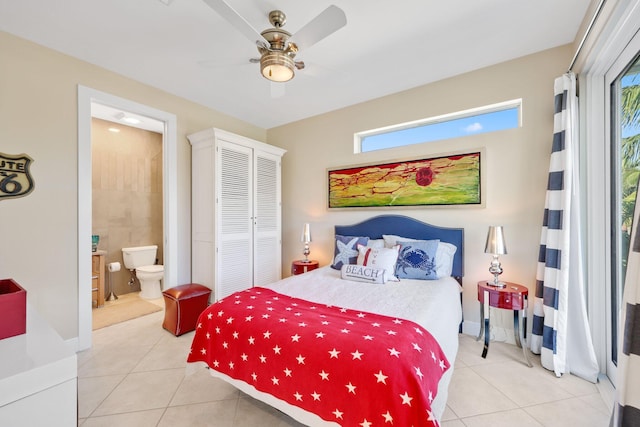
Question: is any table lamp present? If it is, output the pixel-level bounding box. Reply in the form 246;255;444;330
485;225;507;288
301;223;312;262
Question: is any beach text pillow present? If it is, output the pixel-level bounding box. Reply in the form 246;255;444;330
340;264;387;284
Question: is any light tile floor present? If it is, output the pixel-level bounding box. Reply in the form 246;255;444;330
78;305;614;426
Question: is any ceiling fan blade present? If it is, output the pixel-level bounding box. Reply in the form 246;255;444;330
202;0;265;45
291;5;346;50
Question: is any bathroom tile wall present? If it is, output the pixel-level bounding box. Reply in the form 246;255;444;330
91;118;163;296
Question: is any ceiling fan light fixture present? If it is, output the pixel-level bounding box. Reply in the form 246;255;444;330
260;51;294;82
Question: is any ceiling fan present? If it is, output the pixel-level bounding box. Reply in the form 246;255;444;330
203;0;347;83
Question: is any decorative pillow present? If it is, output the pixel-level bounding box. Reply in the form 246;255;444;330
383;234;457;278
366;239;385;249
395;239;439;280
382;234;409;249
331;235;369;270
356;244;400;281
341;264;386;284
436;242;457;277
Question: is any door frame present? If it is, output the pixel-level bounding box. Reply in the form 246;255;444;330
77;86;178;351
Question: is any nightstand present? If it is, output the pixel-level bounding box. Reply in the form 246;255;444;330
476;280;532;366
291;260;319;275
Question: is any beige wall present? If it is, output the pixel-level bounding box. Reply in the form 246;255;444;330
91;118;164;296
269;45;571;335
0;31;265;340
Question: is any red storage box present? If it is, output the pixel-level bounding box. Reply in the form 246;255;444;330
0;278;27;340
162;283;211;336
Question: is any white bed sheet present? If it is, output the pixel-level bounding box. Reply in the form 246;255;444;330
203;266;462;426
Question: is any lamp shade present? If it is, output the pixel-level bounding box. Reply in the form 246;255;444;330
484;225;507;255
301;223;312;243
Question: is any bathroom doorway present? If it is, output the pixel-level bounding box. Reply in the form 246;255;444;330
90;108;165;327
77;86;178;351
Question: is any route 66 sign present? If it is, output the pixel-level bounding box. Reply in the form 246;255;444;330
0;153;34;200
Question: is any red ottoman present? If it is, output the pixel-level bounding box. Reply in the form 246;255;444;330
162;283;211;336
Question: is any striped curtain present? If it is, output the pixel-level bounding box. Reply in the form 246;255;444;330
613;180;640;425
530;73;599;382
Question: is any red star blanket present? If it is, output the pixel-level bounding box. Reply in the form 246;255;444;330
187;287;450;427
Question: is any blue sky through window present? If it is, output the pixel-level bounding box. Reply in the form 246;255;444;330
360;106;520;152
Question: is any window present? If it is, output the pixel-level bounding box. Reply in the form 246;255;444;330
356;100;521;153
580;0;640;388
610;53;640;371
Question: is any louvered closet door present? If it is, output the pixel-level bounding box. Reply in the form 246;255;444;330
216;141;253;300
253;150;281;286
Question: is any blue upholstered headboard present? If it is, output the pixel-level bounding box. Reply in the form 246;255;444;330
334;215;464;280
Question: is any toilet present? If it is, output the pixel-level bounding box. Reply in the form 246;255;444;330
121;245;164;300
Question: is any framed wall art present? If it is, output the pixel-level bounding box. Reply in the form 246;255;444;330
0;153;35;201
328;151;481;208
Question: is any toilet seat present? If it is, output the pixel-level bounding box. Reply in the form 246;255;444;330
137;265;164;274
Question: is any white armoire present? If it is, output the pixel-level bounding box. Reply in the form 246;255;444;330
188;128;286;300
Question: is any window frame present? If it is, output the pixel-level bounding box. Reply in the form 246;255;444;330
354;99;522;153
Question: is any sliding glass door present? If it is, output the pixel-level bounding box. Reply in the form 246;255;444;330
607;48;640;386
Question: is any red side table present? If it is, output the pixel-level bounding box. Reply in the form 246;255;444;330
291;260;319;275
476;280;532;366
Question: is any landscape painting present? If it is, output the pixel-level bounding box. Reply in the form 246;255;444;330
328;151;481;208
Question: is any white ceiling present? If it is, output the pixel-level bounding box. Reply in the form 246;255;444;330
0;0;591;129
91;103;165;133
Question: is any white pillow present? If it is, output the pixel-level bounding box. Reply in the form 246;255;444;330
382;234;457;278
366;239;385;249
357;244;400;281
382;234;411;248
436;242;457;277
341;264;387;284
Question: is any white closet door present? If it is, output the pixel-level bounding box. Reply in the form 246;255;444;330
253;150;281;286
216;141;253;300
190;141;214;291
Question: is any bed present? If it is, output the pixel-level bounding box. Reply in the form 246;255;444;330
187;215;464;426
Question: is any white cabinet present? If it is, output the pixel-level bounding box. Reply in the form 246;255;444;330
0;304;77;426
188;128;286;300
